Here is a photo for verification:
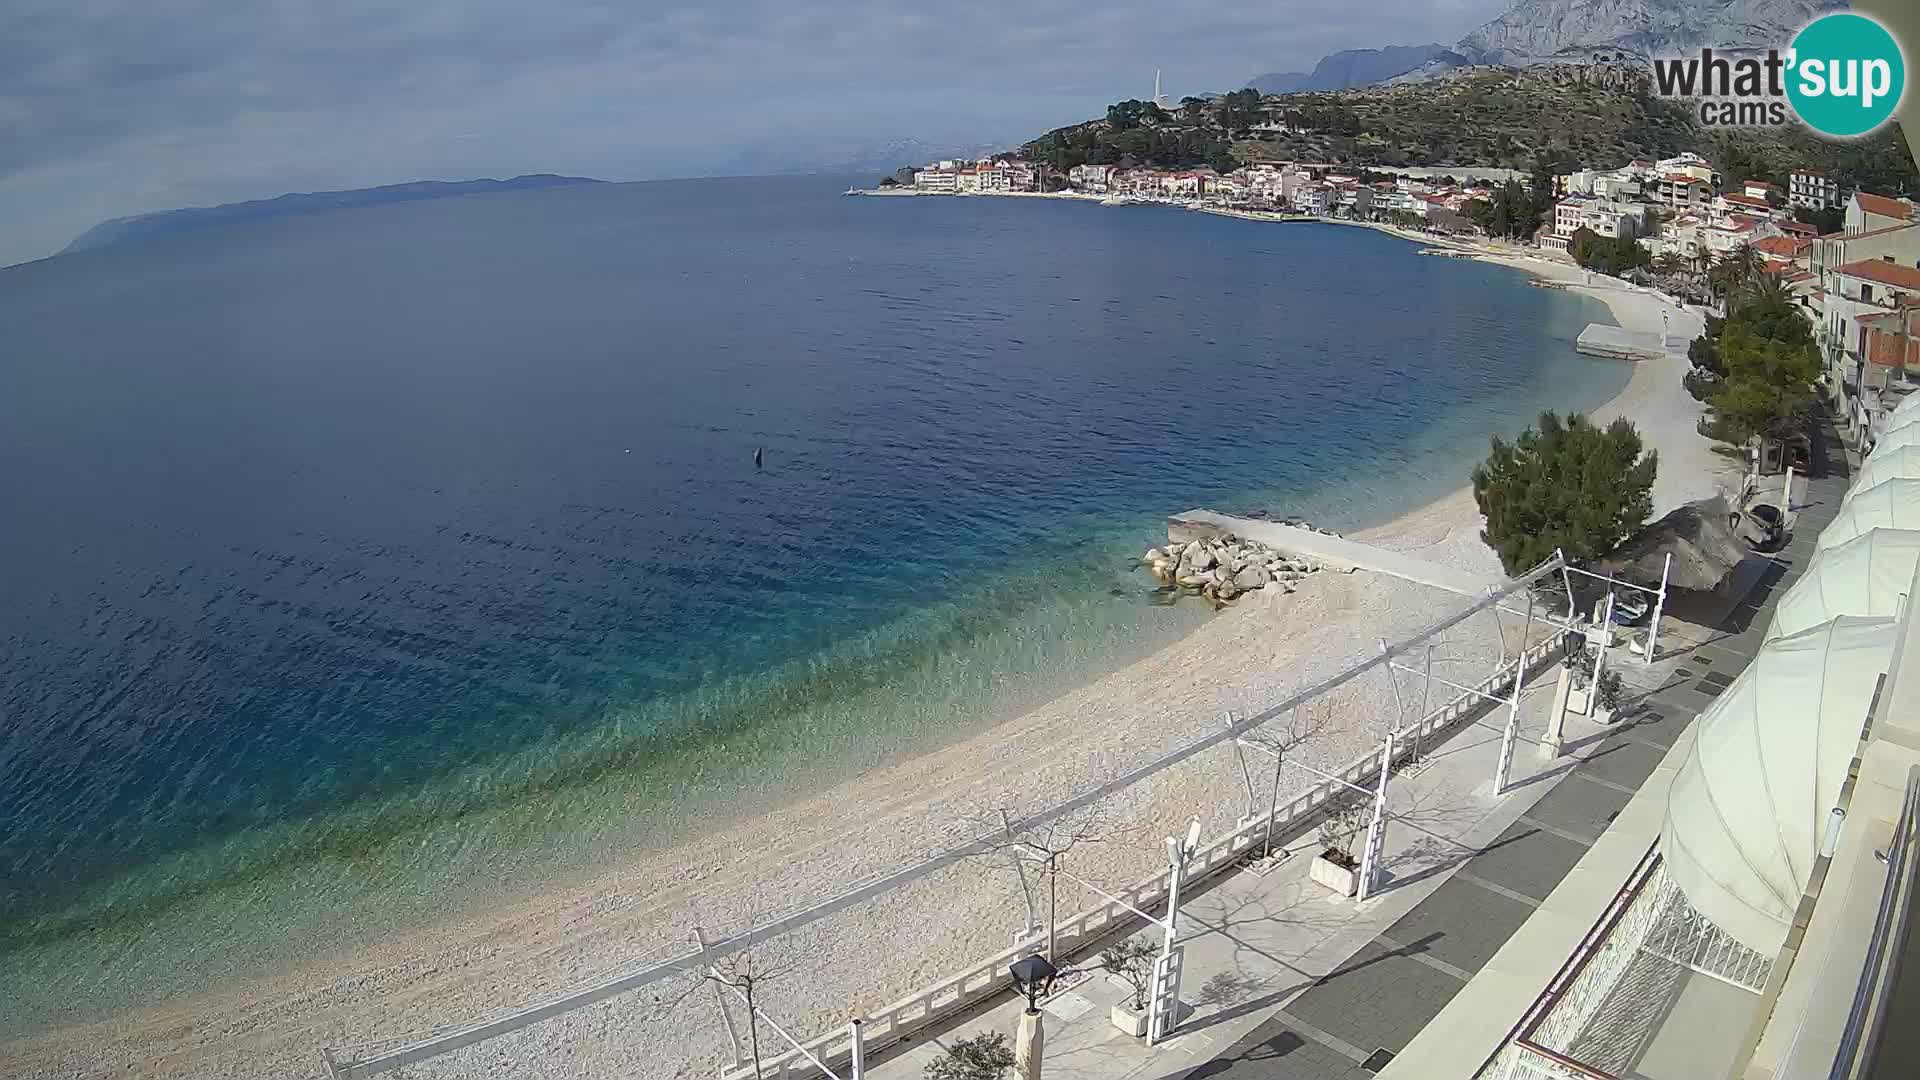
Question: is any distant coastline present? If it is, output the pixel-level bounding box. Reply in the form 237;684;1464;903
61;174;605;256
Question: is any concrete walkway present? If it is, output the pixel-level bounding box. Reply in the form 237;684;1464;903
856;421;1853;1080
1176;417;1853;1080
1170;511;1502;598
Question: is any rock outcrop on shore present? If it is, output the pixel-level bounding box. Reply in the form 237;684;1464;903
1143;527;1339;605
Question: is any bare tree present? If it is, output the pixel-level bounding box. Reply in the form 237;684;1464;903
970;798;1136;963
644;921;808;1080
1231;701;1335;860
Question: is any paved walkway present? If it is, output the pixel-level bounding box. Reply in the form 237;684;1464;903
1170;511;1503;597
1167;418;1852;1080
855;419;1854;1080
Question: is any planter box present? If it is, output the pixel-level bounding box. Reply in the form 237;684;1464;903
1310;853;1358;897
1111;1003;1149;1037
1567;685;1593;716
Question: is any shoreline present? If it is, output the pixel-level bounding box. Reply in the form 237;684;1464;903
2;205;1737;1080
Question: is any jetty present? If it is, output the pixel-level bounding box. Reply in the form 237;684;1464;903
1575;323;1664;361
1169;510;1503;597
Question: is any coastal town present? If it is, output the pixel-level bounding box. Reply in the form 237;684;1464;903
882;149;1920;459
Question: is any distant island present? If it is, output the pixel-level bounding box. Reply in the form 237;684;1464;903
61;174;605;255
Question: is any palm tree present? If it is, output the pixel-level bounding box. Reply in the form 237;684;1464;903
1688;240;1712;277
1748;270;1793;312
1709;242;1764;310
1653;251;1688;279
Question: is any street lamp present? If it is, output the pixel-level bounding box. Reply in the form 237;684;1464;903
1008;954;1058;1080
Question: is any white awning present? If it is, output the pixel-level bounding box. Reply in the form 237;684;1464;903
1891;392;1920;425
1881;404;1920;438
1850;445;1920;500
1872;422;1920;457
1662;616;1898;956
1766;529;1920;641
1820;478;1920;551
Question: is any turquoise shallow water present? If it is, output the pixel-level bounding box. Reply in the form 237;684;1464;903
0;176;1624;1028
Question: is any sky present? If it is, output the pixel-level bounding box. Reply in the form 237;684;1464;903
1;0;1507;267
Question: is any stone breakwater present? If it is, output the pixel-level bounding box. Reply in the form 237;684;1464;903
1141;524;1342;605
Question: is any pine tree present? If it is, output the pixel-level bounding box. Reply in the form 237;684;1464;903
1471;412;1658;576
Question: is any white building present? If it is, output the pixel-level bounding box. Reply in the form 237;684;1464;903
1543;196;1650;251
1847;191;1917;235
1790;168;1842;210
912;168;957;193
1067;164;1112;193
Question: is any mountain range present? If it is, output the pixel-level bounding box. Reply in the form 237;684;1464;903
1246;0;1848;93
61;175;603;256
1248;45;1463;94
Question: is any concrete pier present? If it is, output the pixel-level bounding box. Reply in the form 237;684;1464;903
1169;509;1503;597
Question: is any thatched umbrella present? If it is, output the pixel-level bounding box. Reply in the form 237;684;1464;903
1597;496;1752;594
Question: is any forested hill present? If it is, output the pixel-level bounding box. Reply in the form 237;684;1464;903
1020;68;1916;197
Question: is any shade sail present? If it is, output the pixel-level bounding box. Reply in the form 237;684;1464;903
1766;529;1920;641
1849;445;1920;500
1819;479;1920;551
1662;616;1898;956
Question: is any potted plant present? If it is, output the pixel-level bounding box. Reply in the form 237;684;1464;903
1310;798;1368;897
1592;668;1625;724
1099;938;1160;1037
1562;641;1599;715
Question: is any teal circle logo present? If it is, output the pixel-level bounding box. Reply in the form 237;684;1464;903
1786;13;1906;138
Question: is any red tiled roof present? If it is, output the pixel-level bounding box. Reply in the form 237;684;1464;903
1834;259;1920;291
1857;192;1914;221
1744;179;1782;191
1780;221;1818;237
1722;193;1771;210
1754;235;1810;258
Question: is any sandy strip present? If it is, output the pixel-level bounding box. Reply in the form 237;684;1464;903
1;236;1740;1080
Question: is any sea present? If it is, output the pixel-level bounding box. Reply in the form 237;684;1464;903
0;175;1625;1032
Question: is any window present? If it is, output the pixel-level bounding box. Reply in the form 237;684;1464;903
1863;284;1876;303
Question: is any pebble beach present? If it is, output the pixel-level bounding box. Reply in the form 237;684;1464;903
0;228;1739;1080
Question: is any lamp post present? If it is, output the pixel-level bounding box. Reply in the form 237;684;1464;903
1008;954;1058;1080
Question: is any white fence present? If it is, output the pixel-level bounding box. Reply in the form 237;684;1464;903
726;629;1574;1080
324;556;1575;1078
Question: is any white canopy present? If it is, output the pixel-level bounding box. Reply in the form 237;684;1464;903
1766;529;1920;641
1663;616;1897;956
1881;404;1920;438
1871;422;1920;458
1849;445;1920;500
1819;479;1920;551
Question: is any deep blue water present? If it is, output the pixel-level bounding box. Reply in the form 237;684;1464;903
0;175;1623;1025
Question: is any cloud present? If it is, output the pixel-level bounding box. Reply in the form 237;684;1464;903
0;0;1506;265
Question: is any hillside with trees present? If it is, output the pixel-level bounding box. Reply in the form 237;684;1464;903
1020;66;1916;193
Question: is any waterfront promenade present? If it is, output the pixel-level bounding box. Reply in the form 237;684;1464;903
857;421;1851;1080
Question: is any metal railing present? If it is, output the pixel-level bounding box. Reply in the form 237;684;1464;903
1830;765;1920;1080
1478;845;1665;1080
726;630;1575;1079
323;554;1572;1078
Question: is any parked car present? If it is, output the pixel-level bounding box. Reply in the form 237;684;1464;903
1737;503;1785;550
1607;590;1653;627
